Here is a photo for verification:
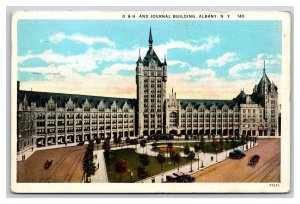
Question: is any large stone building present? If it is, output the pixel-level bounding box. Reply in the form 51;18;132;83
16;28;280;153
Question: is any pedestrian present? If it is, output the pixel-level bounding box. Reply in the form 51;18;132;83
161;175;164;183
211;156;213;161
152;177;155;183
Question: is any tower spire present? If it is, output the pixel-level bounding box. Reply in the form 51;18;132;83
137;48;142;63
149;27;153;51
263;60;266;75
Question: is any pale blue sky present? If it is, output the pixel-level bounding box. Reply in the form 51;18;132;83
17;20;282;99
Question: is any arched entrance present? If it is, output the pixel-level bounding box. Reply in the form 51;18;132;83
169;129;178;135
47;137;56;145
36;138;45;147
57;136;65;144
76;135;83;142
84;134;91;141
67;135;74;143
270;129;276;136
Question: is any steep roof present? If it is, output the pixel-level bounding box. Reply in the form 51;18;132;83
180;99;237;109
17;90;136;109
258;73;271;88
142;49;163;67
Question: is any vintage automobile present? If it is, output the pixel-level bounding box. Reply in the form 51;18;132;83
229;149;246;159
248;154;260;166
167;172;195;183
44;159;53;169
166;175;177;182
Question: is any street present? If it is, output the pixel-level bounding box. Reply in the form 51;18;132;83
192;138;280;182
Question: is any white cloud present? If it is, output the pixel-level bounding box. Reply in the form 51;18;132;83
229;54;281;77
102;64;135;75
19;63;281;101
156;36;220;54
206;52;238;67
167;60;191;68
48;32;115;47
187;67;215;77
18;35;220;75
167;73;281;100
18;48;140;69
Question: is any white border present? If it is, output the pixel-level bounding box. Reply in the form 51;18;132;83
10;10;290;194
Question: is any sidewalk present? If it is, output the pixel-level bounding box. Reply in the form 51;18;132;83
91;150;108;183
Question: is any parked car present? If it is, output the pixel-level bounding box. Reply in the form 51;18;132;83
248;154;260;166
229;149;246;159
44;159;53;169
172;172;195;183
166;175;177;182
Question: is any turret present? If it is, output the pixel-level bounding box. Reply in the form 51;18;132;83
149;27;153;53
163;54;168;82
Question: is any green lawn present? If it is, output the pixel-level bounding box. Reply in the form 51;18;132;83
156;140;248;153
106;148;196;183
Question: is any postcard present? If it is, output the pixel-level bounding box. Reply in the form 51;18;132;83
11;10;291;193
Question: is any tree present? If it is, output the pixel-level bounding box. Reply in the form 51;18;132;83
200;135;205;152
225;138;229;149
212;138;219;150
174;152;181;172
137;166;148;180
102;139;111;166
183;145;190;162
219;137;224;151
130;139;138;149
188;151;195;172
167;142;173;156
125;137;130;146
83;141;96;182
95;137;101;144
140;139;147;154
208;134;211;141
152;142;158;150
139;154;150;166
156;153;166;172
113;136;120;147
169;149;176;167
212;138;219;162
115;159;128;182
194;143;201;170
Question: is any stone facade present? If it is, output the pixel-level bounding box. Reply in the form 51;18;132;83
16;28;280;153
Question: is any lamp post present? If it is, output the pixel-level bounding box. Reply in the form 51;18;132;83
216;148;218;162
197;153;200;170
